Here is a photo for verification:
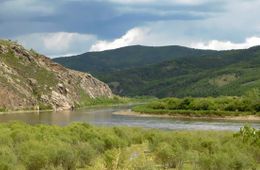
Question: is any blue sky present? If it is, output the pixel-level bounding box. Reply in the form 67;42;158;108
0;0;260;57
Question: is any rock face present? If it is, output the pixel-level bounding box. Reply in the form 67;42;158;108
0;40;113;111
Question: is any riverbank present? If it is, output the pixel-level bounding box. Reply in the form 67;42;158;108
0;109;53;115
129;96;260;121
113;109;260;122
0;96;146;115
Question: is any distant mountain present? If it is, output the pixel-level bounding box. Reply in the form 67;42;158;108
0;40;112;111
54;45;260;97
54;45;220;74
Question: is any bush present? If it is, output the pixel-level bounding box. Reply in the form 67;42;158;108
155;142;184;168
0;147;17;170
133;95;260;117
178;97;193;110
52;145;77;170
104;148;121;170
148;101;167;109
23;150;49;170
76;142;96;167
0;122;259;169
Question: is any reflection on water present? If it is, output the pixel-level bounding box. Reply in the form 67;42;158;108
0;105;259;131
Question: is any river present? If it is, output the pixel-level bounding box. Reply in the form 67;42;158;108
0;105;259;131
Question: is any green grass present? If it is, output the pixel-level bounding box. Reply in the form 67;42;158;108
0;122;259;170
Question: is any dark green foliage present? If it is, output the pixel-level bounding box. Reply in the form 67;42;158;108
38;103;53;110
133;92;260;117
54;45;216;74
0;107;7;112
54;45;260;97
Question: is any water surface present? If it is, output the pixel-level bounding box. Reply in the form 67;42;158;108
0;105;259;131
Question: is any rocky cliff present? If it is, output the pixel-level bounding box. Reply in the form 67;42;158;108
0;40;113;111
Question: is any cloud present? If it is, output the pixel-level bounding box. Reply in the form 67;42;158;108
90;27;149;51
91;26;260;52
0;0;223;39
16;32;97;57
107;0;213;5
13;26;260;58
1;0;260;56
192;37;260;50
0;0;55;21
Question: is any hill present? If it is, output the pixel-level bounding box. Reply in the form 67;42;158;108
0;40;113;111
54;45;220;74
54;45;260;97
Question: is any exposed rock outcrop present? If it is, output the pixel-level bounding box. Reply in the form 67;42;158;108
0;40;113;111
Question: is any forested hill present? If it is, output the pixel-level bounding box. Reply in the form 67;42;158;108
54;45;260;97
53;45;220;74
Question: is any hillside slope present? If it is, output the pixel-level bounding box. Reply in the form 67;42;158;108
54;45;260;97
54;45;220;74
0;40;113;111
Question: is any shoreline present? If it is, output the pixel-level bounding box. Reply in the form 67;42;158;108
0;102;139;115
113;109;260;122
0;109;53;115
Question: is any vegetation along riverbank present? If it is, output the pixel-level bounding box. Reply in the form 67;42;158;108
0;122;259;170
132;89;260;119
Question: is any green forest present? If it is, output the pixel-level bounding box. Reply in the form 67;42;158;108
54;45;260;98
0;122;259;170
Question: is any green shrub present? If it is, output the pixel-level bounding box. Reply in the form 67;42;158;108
52;145;77;170
0;147;17;170
155;142;184;168
133;95;260;117
24;150;48;170
104;148;121;170
0;122;258;169
76;142;96;167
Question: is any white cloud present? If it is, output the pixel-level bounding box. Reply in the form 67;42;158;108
14;26;260;58
91;25;260;52
90;27;149;51
16;32;97;57
192;37;260;50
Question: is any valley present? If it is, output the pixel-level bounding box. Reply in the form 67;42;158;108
0;40;259;170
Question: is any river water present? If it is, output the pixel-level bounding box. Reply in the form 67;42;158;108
0;105;259;131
